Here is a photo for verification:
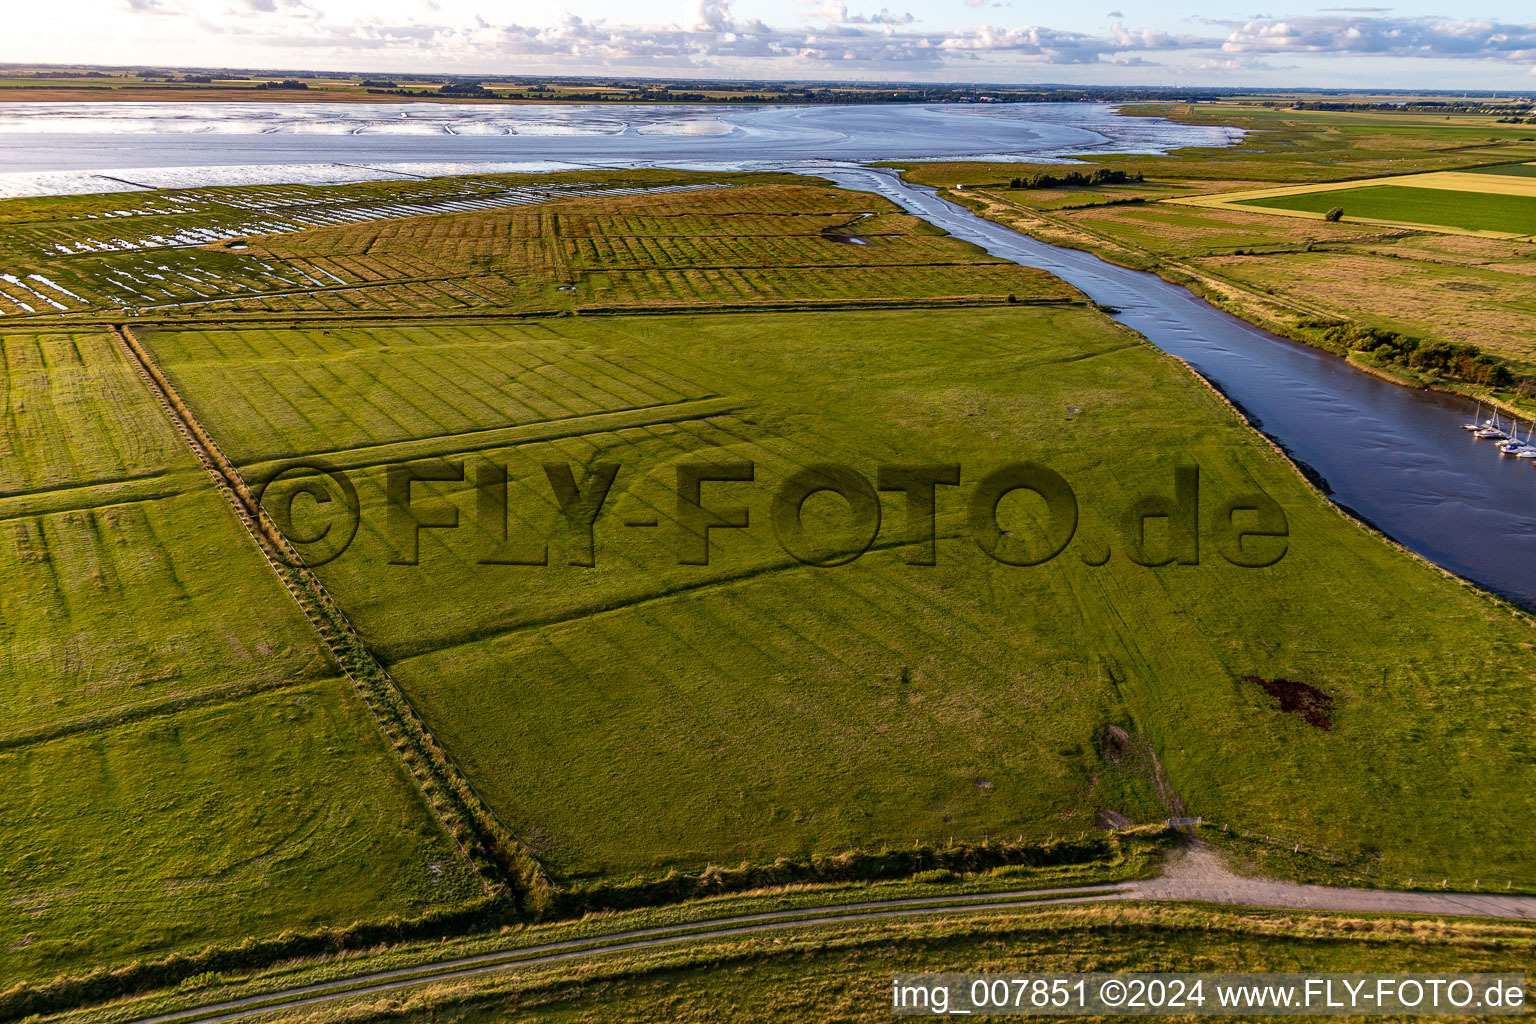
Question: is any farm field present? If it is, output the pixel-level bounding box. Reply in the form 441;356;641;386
1466;161;1536;177
917;105;1536;381
7;157;1536;1016
0;329;327;734
0;329;483;981
0;679;481;980
139;301;1536;888
1237;185;1536;235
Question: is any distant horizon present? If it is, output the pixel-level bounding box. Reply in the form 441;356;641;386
9;0;1536;91
4;63;1535;98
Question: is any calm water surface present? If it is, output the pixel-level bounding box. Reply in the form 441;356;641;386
0;101;1236;196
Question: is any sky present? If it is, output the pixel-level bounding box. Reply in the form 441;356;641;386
7;0;1536;90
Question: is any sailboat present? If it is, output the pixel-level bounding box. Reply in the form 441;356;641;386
1464;402;1485;431
1475;410;1507;439
1514;421;1536;458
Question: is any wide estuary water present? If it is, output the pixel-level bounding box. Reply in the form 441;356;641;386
1;100;1532;608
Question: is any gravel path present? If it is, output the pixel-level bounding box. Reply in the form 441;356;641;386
122;843;1536;1024
1129;844;1536;919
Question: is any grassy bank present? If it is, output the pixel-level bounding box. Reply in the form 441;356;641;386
209;904;1536;1024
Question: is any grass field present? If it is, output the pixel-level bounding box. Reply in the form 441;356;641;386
1464;161;1536;177
258;904;1536;1024
1239;185;1536;235
0;679;481;980
0;326;484;982
923;104;1536;378
8;161;1536;1009
136;300;1536;888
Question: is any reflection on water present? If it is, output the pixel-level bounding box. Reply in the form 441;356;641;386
0;102;1238;197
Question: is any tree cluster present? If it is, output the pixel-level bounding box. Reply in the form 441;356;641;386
1008;169;1143;190
1301;319;1523;389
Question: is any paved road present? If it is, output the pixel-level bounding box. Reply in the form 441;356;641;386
125;845;1536;1024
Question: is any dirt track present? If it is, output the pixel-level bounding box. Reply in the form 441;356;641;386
123;843;1536;1024
1131;845;1536;919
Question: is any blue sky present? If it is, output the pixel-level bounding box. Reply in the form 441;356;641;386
8;0;1536;89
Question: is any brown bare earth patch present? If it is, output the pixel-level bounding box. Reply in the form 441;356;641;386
1244;676;1335;730
1097;724;1133;764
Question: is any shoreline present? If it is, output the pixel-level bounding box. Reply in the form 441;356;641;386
940;184;1536;425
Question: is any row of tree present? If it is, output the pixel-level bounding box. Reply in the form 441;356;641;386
1007;169;1144;190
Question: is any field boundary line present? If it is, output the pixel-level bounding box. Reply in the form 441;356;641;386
110;323;555;911
17;294;1085;331
0;674;320;752
235;396;738;476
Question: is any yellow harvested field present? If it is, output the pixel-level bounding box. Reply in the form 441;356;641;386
1174;169;1536;206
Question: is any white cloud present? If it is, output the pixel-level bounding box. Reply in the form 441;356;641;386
1221;15;1536;60
806;1;914;25
83;1;1536;81
144;0;1209;69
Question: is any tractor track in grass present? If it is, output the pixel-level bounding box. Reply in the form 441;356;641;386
23;293;1083;331
109;846;1536;1024
109;322;552;907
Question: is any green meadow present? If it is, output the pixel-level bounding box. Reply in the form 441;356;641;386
0;680;480;980
0;328;481;982
1239;185;1536;234
139;302;1536;886
6;165;1536;1010
1464;161;1536;177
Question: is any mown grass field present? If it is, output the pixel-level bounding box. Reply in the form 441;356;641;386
139;298;1536;888
0;330;329;732
0;680;480;980
1240;185;1536;235
8;164;1536;1008
256;905;1536;1024
0;326;483;982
